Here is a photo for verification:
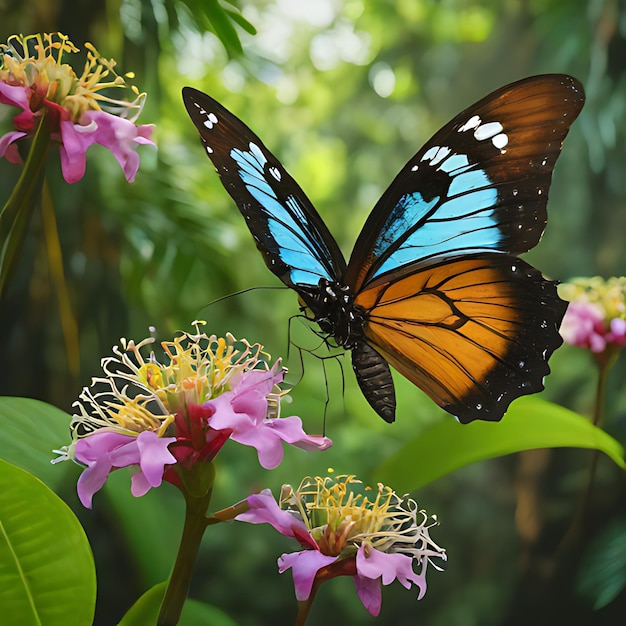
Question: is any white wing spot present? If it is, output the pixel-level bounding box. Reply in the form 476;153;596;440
205;145;214;154
459;115;481;132
492;133;508;149
269;166;282;181
411;164;419;172
203;112;219;129
474;121;504;141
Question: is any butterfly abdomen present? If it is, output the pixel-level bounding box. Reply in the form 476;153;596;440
352;342;396;423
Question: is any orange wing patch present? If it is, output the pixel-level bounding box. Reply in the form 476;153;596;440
355;254;566;422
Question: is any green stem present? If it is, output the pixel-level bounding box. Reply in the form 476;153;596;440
591;355;611;428
157;480;214;625
0;113;52;296
557;357;612;553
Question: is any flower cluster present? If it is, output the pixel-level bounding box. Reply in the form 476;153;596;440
0;33;154;182
54;322;331;508
559;277;626;356
236;473;446;616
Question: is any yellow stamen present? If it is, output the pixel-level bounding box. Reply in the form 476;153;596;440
70;323;285;440
0;32;146;122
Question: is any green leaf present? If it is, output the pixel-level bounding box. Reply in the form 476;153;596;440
374;397;626;493
0;459;96;626
225;9;257;35
0;397;73;491
576;518;626;609
203;0;244;56
119;581;238;626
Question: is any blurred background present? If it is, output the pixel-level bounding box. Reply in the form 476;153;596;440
1;0;625;624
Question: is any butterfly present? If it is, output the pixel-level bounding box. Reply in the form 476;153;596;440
183;74;585;424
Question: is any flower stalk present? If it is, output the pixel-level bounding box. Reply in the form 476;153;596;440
0;111;51;294
157;463;215;626
557;276;625;552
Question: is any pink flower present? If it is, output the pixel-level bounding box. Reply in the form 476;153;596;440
0;33;155;183
559;277;626;358
54;323;331;506
73;430;176;508
560;300;607;353
607;317;626;346
236;476;445;616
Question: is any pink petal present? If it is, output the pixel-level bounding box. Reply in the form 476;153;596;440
278;550;337;601
235;489;317;549
353;574;382;616
135;430;177;486
263;416;332;451
130;470;153;497
207;392;255;433
74;433;140;507
231;362;284;397
76;457;114;508
207;362;330;469
74;431;136;463
560;301;606;351
82;110;155;182
356;545;426;596
58;119;98;183
73;430;175;508
608;318;626;345
0;131;27;163
0;83;31;111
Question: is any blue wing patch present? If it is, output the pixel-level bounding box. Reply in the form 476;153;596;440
230;142;335;286
371;145;501;279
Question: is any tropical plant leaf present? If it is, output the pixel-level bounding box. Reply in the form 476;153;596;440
0;459;95;626
119;581;238;626
374;397;626;493
0;396;73;490
203;0;244;56
576;517;626;609
225;9;257;35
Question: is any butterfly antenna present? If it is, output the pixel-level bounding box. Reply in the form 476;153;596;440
202;285;287;309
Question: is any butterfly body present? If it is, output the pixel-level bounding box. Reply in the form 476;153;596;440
183;75;584;424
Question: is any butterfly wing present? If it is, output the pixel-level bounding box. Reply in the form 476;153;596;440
345;74;584;290
182;87;346;292
346;75;584;422
354;254;567;423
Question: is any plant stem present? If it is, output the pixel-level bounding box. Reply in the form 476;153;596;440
558;358;612;553
0;113;51;295
157;484;213;625
40;178;80;377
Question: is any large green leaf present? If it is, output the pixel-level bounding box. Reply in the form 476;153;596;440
119;581;238;626
374;397;625;493
0;397;73;491
0;459;96;625
576;518;626;609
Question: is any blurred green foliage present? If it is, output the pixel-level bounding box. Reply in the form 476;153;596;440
0;0;625;624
